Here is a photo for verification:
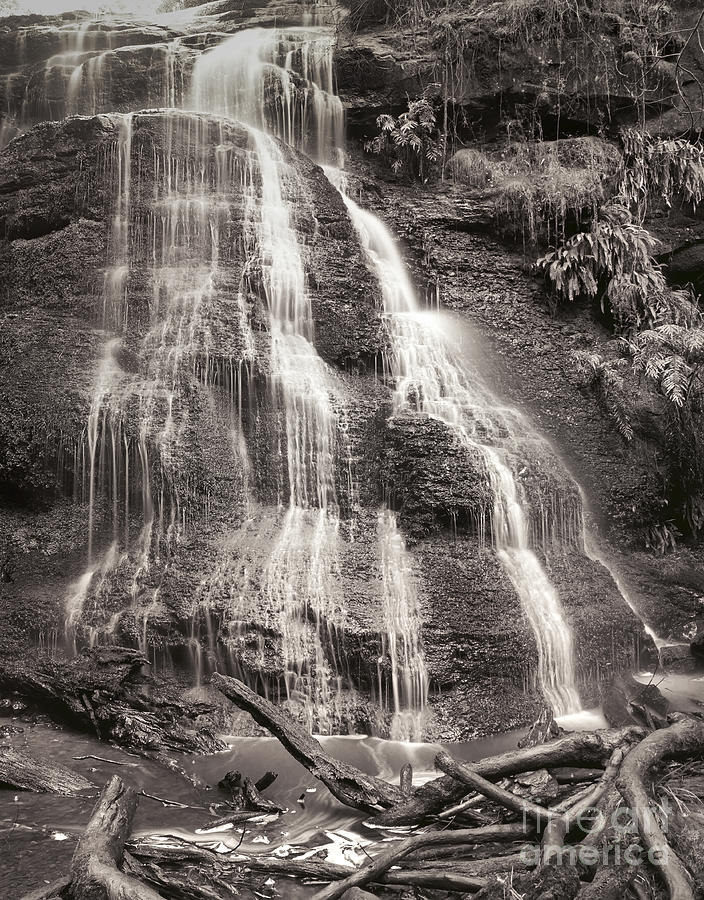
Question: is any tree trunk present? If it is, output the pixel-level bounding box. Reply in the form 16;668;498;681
211;672;401;813
0;747;94;795
70;775;163;900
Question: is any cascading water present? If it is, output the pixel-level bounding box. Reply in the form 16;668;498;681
0;19;191;147
188;28;343;165
335;188;581;717
185;30;351;731
68;110;260;650
56;15;587;732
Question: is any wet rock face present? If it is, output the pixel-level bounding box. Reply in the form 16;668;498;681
0;111;381;639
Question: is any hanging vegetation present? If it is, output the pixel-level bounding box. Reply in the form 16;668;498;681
619;129;704;220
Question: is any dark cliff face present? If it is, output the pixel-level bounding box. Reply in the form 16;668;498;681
0;6;661;740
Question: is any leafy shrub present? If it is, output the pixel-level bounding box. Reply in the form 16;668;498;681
570;349;634;441
450;148;493;188
365;94;446;182
624;321;704;535
536;205;673;331
619;129;704;219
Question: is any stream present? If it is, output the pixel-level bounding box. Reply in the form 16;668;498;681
6;676;704;896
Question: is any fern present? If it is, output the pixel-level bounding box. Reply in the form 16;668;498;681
619;129;704;220
537;208;671;331
571;349;634;441
365;93;446;182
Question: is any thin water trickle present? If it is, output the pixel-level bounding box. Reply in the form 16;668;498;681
377;508;428;741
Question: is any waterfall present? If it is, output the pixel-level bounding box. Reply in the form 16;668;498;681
188;30;351;731
51;15;586;728
336;188;580;717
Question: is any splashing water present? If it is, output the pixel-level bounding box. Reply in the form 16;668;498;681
335;186;580;717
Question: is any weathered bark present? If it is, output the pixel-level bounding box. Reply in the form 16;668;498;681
383;869;487;891
370;726;645;826
616;715;704;900
549;767;605;785
436;750;558;824
123;851;240;900
0;648;224;756
126;841;524;896
70;775;163;900
213;770;283;813
211;672;401;813
0;746;94;795
310;825;531;900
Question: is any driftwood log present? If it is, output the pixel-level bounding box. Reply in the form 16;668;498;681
70;775;163;900
616;715;704;900
311;825;530;900
211;672;401;812
542;747;624;865
368;726;645;826
435;750;558;824
0;746;94;795
0;647;224;756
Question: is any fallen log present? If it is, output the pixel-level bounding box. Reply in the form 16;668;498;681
123;851;240;900
549;767;604;785
70;775;163;900
0;648;224;756
254;771;278;793
435;750;558;825
0;746;94;795
211;673;401;813
311;825;531;900
382;869;487;891
616;715;704;900
369;726;645;827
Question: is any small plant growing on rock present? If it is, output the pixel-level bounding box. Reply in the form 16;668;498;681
365;92;446;182
536;204;669;331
